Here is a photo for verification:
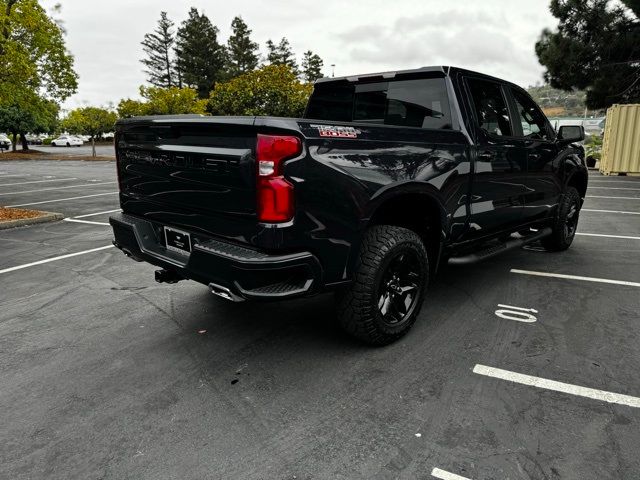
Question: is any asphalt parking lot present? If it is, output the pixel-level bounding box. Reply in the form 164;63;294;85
1;160;639;480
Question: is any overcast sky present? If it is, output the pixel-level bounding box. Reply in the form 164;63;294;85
41;0;558;111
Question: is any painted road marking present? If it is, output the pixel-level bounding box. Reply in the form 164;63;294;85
0;181;116;196
7;192;118;207
431;468;472;480
63;218;110;226
0;245;114;275
495;304;538;323
511;269;640;288
588;186;640;191
473;364;640;408
582;209;640;215
0;177;77;186
0;174;30;177
576;232;640;240
589;180;640;185
587;196;640;200
73;209;121;219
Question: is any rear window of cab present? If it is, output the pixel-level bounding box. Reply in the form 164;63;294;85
305;77;452;130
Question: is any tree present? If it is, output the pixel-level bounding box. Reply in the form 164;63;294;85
60;107;117;157
208;65;312;117
536;0;640;109
141;11;177;88
0;0;77;150
266;37;298;74
301;50;324;83
226;16;259;78
174;8;227;99
0;97;58;151
117;86;208;118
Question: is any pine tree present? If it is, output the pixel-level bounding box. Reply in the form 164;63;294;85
141;12;176;88
174;8;227;99
266;37;298;75
301;50;324;83
226;16;259;78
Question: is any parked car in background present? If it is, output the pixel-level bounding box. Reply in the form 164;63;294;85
51;135;83;147
25;134;43;145
0;134;12;150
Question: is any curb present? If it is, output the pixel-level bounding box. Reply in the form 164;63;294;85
0;211;64;230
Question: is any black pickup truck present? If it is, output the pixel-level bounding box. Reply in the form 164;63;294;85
110;66;587;345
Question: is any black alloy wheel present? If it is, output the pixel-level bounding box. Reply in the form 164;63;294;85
377;250;422;327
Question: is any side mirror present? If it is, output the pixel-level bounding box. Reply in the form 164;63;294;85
557;125;585;144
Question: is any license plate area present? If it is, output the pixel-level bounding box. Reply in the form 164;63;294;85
164;226;191;255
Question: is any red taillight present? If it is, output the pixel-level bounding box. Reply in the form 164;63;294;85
256;134;301;223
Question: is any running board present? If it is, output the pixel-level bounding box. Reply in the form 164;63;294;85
448;228;552;265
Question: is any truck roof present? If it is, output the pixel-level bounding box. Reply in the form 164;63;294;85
314;66;521;89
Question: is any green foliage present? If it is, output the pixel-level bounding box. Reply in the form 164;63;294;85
0;1;76;150
61;107;117;138
536;0;640;109
301;50;324;83
174;8;227;98
0;95;58;150
60;107;117;156
0;0;78;103
117;86;207;118
266;38;298;75
207;65;312;117
226;16;259;78
141;11;177;88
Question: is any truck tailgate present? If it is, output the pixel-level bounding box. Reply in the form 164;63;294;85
116;116;262;244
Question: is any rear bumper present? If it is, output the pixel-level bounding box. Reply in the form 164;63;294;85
109;213;322;301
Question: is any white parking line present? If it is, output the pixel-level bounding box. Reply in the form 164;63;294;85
588;186;640;191
0;177;77;187
431;468;472;480
73;208;121;219
587;196;640;200
473;364;640;408
589;181;640;185
0;174;30;177
0;181;116;196
511;269;640;287
0;245;114;275
63;218;110;226
7;192;118;207
582;209;640;215
576;232;640;240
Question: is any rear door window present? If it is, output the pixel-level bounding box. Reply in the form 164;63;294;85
511;89;551;140
305;78;452;129
466;78;512;136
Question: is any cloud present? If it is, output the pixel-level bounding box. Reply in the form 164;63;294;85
39;0;556;108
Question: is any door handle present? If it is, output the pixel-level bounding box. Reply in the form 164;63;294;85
528;153;541;160
477;151;493;161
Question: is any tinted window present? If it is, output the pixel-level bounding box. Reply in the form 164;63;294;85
304;83;354;122
512;89;550;139
305;78;452;129
467;78;512;136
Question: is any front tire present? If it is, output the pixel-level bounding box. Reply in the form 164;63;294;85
336;225;429;346
542;186;581;251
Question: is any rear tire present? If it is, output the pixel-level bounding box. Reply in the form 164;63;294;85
542;186;581;252
336;225;429;346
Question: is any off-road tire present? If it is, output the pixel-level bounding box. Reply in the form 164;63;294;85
336;225;429;346
541;186;581;252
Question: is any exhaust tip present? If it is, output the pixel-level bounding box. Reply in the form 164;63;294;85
209;282;244;302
